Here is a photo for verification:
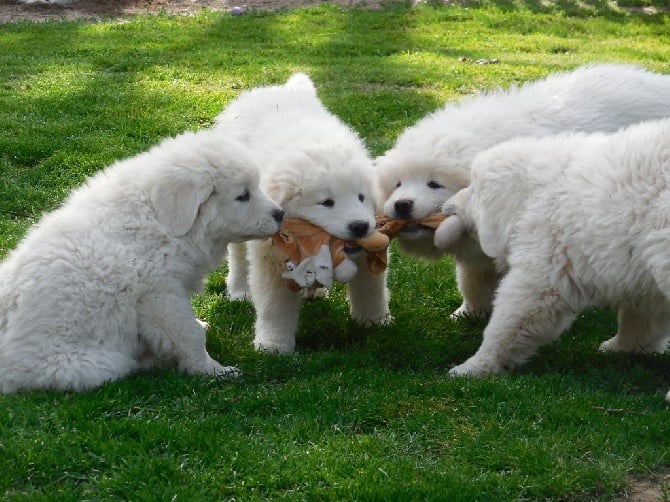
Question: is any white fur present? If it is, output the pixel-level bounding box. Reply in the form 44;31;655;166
443;119;670;395
214;73;390;353
0;129;284;393
375;64;670;318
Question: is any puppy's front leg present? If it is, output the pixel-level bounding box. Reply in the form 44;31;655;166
450;269;575;376
347;251;391;325
138;292;240;378
226;242;251;300
249;240;302;353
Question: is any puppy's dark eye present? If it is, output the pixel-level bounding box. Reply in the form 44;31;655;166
320;198;335;208
395;182;401;188
358;194;365;203
427;180;444;189
236;189;250;202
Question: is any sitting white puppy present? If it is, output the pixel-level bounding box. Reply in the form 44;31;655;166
215;74;390;353
434;118;670;400
376;64;670;319
0;130;284;393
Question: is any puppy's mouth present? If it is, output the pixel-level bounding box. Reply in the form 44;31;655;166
343;242;364;255
399;222;435;238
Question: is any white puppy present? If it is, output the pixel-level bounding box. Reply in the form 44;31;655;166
0;130;284;393
376;64;670;318
215;74;390;354
435;119;670;397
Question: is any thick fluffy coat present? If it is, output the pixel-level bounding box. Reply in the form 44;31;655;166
436;119;670;399
375;64;670;318
0;130;283;393
215;74;390;353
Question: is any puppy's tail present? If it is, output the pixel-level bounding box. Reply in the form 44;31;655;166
285;73;317;96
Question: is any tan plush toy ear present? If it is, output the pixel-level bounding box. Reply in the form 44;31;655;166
357;231;390;251
271;230;303;292
354;230;391;276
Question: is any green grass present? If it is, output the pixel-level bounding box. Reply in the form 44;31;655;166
1;2;670;499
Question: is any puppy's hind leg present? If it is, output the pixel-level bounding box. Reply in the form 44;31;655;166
138;292;240;378
605;242;670;354
451;255;500;320
450;269;576;376
226;242;251;301
600;301;670;354
0;345;139;393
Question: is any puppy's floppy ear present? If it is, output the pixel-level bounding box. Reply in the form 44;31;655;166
473;178;511;258
151;170;214;236
477;212;507;259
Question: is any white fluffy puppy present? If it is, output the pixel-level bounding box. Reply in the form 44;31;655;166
0;130;284;393
215;74;390;353
435;119;670;392
376;64;670;318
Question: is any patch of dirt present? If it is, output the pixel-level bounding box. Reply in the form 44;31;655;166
618;473;669;502
0;0;389;22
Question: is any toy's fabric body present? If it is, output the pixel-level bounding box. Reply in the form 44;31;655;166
271;214;446;292
271;218;389;291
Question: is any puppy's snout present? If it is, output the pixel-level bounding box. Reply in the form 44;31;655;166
394;199;414;218
272;208;285;223
348;220;370;238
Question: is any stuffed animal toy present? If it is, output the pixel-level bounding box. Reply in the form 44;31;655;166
271;213;447;292
271;218;389;292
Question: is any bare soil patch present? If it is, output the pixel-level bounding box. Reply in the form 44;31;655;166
0;0;390;22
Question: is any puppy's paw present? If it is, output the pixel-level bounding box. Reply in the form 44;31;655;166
434;214;465;249
227;289;250;301
303;287;329;300
449;358;494;377
353;312;394;326
253;339;295;354
598;335;660;354
598;336;619;353
181;356;239;378
215;365;242;379
449;304;491;320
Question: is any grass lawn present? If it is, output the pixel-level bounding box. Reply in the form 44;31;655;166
1;1;669;499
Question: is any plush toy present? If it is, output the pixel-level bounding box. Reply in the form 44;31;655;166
271;213;448;292
271;218;390;292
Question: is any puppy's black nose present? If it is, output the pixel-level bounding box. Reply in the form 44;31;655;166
348;220;370;238
272;209;285;223
394;199;414;218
